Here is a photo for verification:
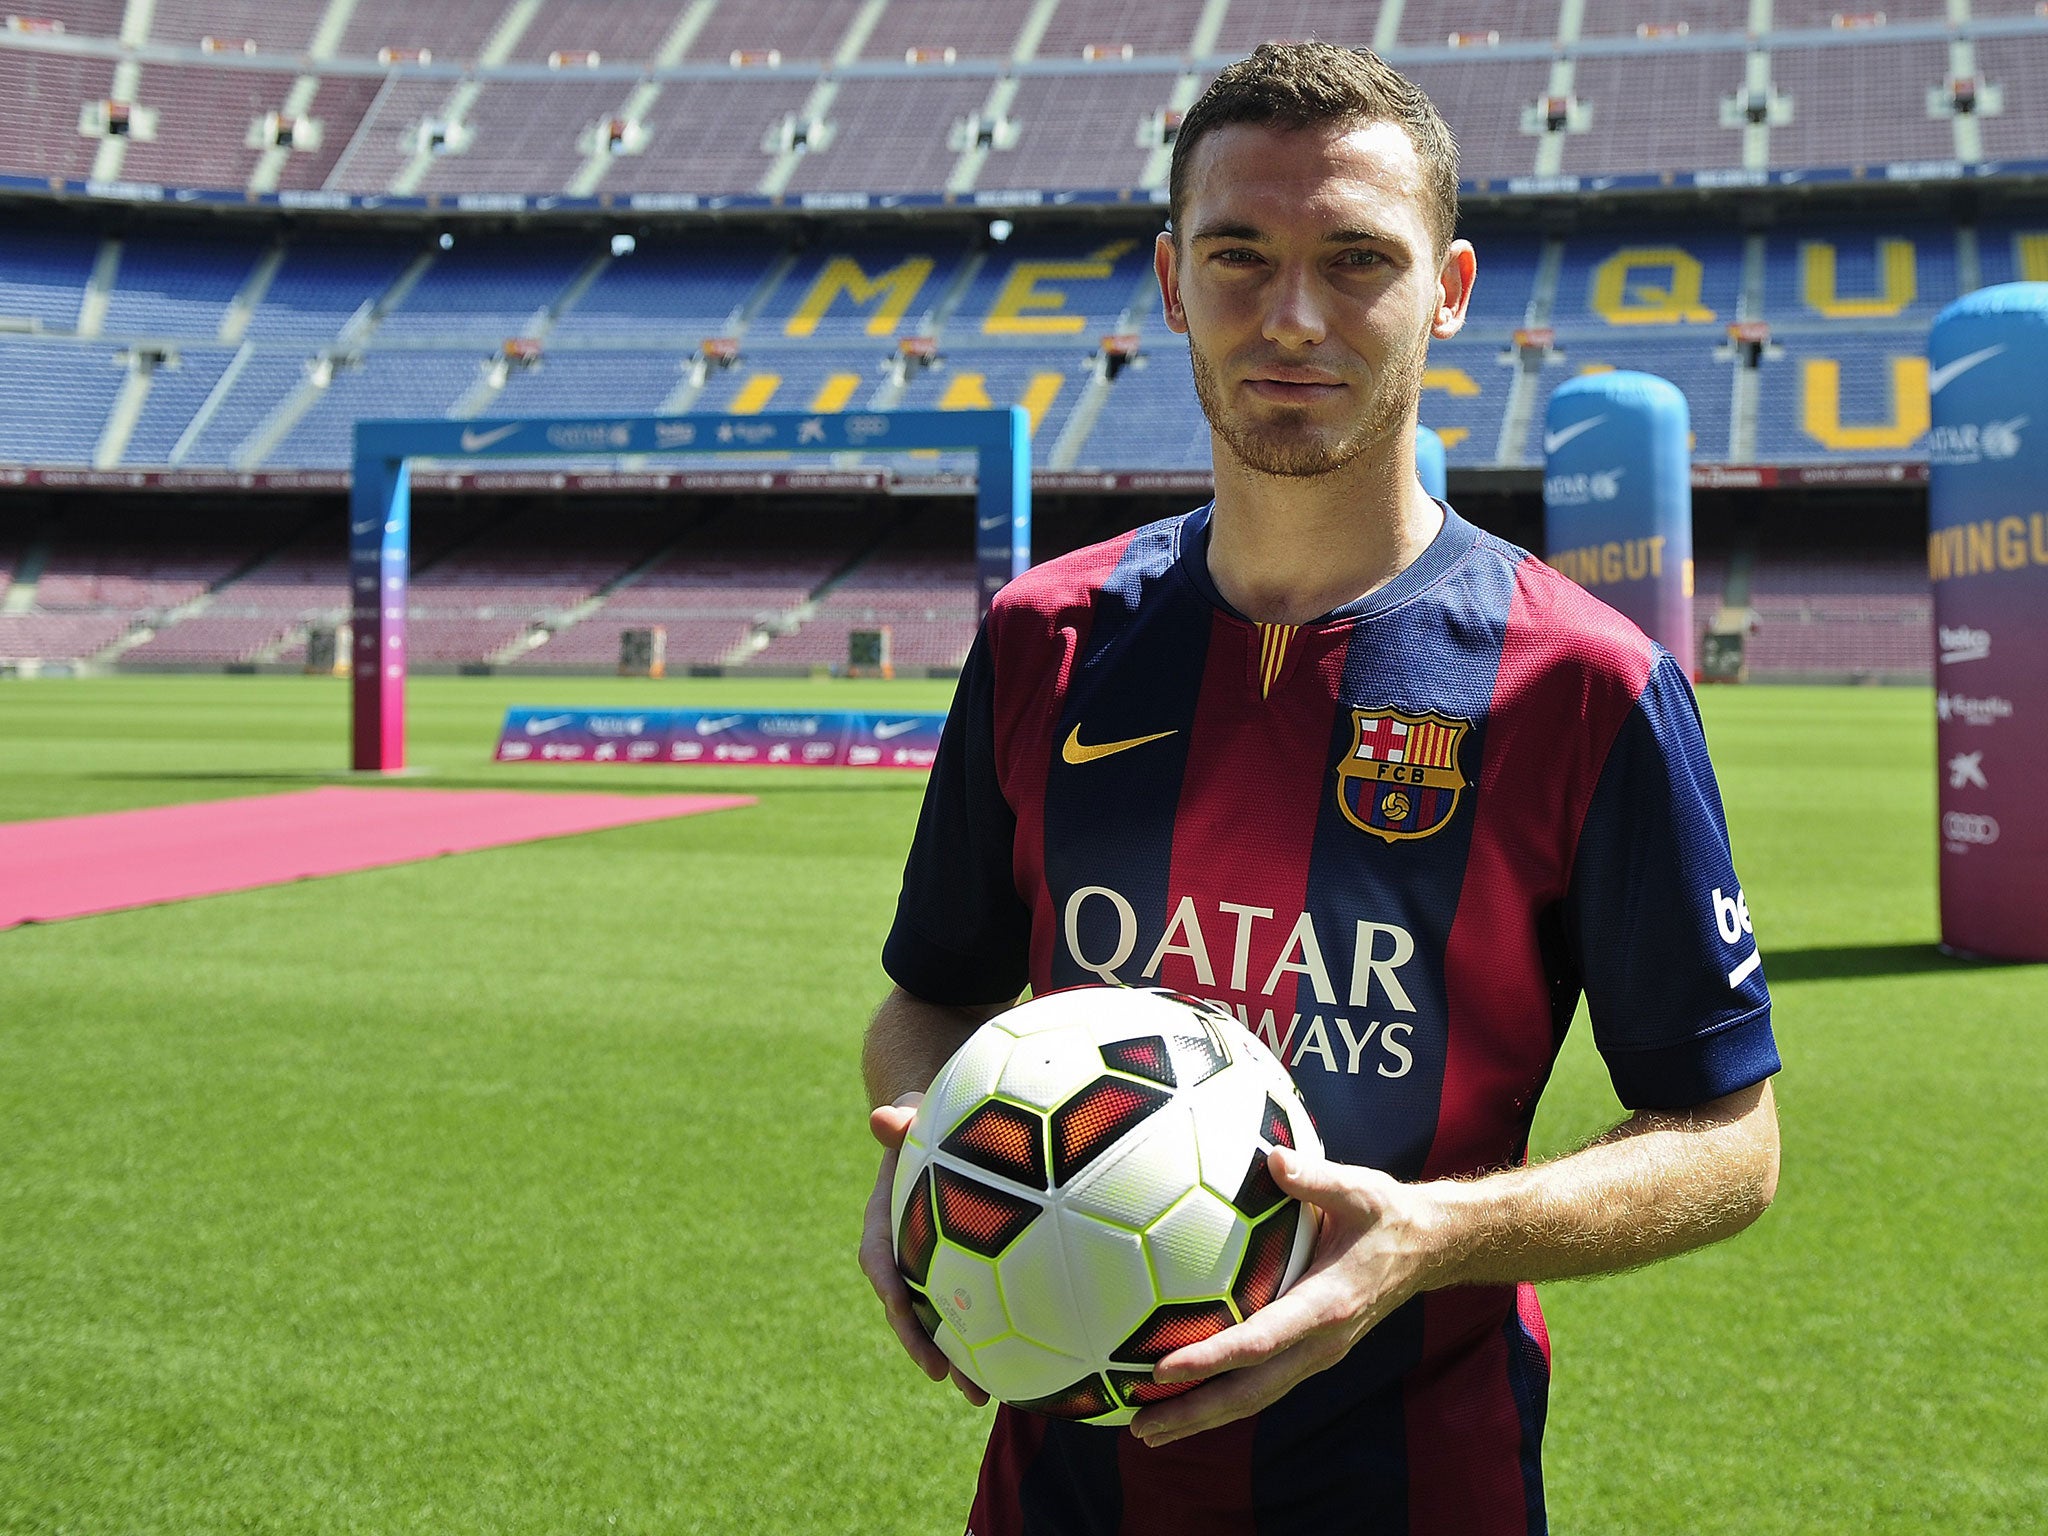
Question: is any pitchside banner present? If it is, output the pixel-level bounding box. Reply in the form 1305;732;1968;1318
1926;282;2048;962
1542;371;1695;676
494;708;947;769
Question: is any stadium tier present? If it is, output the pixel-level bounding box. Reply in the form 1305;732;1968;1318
0;2;2043;205
4;217;2043;474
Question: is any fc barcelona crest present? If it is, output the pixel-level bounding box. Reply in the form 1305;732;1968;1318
1335;707;1472;843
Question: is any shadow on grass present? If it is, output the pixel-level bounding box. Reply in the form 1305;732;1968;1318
1763;942;2030;981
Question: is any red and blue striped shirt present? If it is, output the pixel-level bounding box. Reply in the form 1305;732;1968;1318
885;503;1779;1536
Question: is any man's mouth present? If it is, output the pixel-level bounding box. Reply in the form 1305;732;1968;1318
1244;373;1346;404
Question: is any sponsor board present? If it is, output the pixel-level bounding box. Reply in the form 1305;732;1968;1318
495;707;945;768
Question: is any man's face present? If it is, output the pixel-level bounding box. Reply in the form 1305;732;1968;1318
1157;118;1473;479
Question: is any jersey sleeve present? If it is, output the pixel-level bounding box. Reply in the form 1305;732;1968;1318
1564;650;1780;1110
881;623;1032;1006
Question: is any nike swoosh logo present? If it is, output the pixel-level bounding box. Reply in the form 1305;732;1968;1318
524;714;573;735
351;518;381;535
460;423;521;452
695;714;744;736
978;515;1007;531
1927;344;2004;395
1062;725;1178;765
873;720;922;739
1543;415;1606;455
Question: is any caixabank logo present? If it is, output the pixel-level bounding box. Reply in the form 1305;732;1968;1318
1334;708;1472;843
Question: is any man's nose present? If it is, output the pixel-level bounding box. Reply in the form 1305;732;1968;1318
1262;263;1329;349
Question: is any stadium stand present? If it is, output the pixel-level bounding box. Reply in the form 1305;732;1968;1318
1214;0;1379;53
336;0;514;66
148;0;319;54
858;0;1034;62
0;227;98;331
511;0;686;67
0;49;114;182
5;1;2042;681
783;76;996;197
416;78;637;197
991;72;1184;193
100;234;265;339
1563;50;1751;177
1766;41;1957;170
595;77;820;195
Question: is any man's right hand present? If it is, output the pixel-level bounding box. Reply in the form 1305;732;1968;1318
859;1098;992;1406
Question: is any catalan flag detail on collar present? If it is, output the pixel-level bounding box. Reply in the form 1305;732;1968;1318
1257;622;1298;699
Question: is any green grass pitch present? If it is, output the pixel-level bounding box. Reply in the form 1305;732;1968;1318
0;676;2042;1533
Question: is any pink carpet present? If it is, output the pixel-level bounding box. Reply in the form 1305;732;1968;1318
0;786;754;928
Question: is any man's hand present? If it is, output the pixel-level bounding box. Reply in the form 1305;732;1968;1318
1129;1080;1780;1447
1130;1146;1443;1447
858;1098;991;1406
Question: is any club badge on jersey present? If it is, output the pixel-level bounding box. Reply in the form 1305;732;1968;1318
1334;707;1472;843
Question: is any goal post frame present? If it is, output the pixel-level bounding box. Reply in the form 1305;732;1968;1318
349;407;1031;772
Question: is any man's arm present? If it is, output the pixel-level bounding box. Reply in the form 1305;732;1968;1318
857;984;1015;1403
1129;1078;1779;1447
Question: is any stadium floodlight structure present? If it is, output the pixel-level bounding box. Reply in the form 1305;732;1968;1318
350;409;1031;772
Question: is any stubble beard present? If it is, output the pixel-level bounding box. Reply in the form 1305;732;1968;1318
1188;320;1432;480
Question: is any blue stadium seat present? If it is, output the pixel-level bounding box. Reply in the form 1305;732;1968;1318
1761;224;1958;328
1552;233;1745;335
0;339;124;464
751;238;972;344
245;240;420;345
120;347;237;465
550;234;788;344
1755;331;1929;463
0;228;99;332
101;236;266;340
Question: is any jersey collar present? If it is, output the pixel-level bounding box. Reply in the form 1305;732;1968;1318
1173;498;1483;626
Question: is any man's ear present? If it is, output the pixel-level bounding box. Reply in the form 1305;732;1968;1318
1432;239;1476;340
1155;231;1189;336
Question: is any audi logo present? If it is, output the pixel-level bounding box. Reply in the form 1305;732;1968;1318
1942;812;2000;846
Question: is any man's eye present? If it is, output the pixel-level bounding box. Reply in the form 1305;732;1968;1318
1338;250;1384;268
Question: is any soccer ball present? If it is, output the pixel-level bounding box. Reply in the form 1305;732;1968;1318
890;987;1321;1426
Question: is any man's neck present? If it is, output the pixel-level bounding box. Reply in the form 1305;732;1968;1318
1204;431;1445;626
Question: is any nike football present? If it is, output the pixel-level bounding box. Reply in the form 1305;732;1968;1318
890;986;1321;1426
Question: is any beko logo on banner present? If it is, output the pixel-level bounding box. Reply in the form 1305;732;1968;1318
1927;417;2027;465
1938;626;1991;664
1937;693;2014;726
1543;467;1625;505
1942;812;1999;846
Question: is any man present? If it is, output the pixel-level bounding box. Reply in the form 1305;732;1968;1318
858;42;1781;1535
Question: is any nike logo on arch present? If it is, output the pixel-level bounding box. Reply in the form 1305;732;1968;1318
459;423;522;452
1061;725;1178;764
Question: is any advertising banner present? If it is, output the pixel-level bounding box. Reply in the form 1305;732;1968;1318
495;708;948;770
1542;370;1696;677
1926;282;2048;961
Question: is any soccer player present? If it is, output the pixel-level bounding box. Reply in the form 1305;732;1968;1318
858;42;1781;1535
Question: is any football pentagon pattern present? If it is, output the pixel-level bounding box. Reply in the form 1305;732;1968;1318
890;987;1321;1426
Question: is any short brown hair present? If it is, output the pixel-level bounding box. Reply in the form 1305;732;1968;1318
1168;42;1460;256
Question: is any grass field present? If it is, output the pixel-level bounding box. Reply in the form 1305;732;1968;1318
1;677;2042;1534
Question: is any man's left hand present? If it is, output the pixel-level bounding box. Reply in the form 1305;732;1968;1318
1129;1146;1452;1448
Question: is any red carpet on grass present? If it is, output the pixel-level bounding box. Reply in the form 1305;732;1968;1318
0;786;754;928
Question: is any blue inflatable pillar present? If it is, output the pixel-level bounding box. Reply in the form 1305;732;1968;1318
1542;372;1695;677
1927;283;2048;962
1415;424;1447;502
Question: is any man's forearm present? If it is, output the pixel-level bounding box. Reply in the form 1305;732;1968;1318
861;984;1013;1109
1423;1080;1780;1289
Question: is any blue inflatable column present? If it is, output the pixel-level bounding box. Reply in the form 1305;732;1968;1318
1927;283;2048;962
1415;425;1447;502
1541;372;1695;677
